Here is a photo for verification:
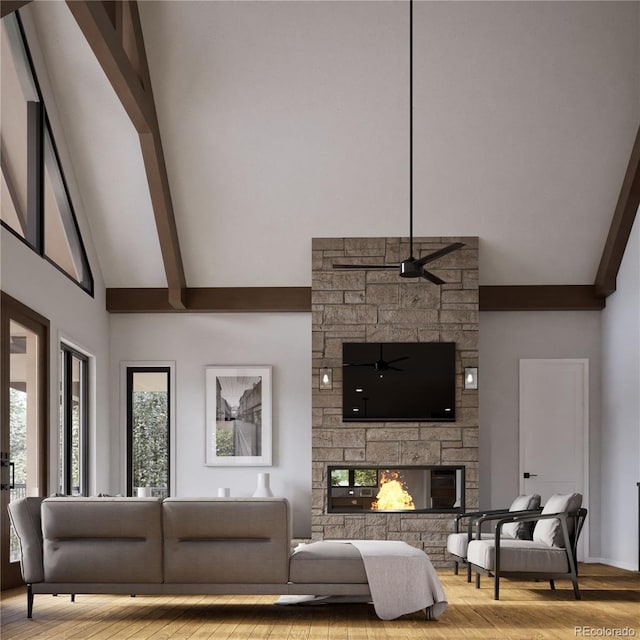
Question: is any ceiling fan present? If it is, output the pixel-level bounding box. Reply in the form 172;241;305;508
333;0;464;285
344;344;408;372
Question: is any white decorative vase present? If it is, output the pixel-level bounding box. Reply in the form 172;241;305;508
217;487;231;497
253;473;273;497
137;486;152;497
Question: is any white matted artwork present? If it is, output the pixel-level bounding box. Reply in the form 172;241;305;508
205;365;272;466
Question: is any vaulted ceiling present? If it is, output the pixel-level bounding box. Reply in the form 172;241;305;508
9;1;640;311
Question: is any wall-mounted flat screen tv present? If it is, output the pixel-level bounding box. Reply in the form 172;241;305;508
342;342;456;422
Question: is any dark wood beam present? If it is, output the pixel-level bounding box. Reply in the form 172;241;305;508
1;0;31;18
65;1;153;133
479;285;605;311
107;287;313;313
595;124;640;297
67;0;186;309
107;284;605;313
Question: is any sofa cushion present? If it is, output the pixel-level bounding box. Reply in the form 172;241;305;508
289;542;368;584
533;493;582;547
446;532;494;559
467;538;569;573
501;494;542;539
162;498;290;584
42;497;163;584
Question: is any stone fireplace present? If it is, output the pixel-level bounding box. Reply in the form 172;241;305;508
311;236;479;566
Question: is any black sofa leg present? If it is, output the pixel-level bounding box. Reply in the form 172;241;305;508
549;579;555;590
454;561;458;575
27;584;33;619
70;594;75;602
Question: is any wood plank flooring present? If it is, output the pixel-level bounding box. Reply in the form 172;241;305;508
1;564;638;640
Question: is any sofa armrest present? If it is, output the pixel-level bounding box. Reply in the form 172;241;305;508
7;497;45;583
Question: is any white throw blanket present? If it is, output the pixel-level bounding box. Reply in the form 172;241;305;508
280;540;447;621
348;540;448;620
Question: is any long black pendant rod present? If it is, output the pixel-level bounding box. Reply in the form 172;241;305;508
409;0;414;258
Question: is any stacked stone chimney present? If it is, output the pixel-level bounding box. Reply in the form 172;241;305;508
311;236;479;565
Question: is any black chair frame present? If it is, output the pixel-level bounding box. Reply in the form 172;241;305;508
468;508;588;600
450;507;542;581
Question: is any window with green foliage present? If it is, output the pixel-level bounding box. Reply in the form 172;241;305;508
126;368;170;498
59;345;88;496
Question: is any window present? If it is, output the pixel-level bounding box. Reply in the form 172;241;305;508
59;345;88;496
0;13;93;295
126;367;171;498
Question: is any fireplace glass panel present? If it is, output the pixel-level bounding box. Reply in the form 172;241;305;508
328;465;465;513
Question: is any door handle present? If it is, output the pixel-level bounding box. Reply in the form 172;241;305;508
523;472;538;479
0;454;10;491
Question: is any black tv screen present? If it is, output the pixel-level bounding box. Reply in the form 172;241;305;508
342;342;456;422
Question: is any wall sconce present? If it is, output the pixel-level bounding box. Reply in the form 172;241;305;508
464;367;478;390
319;367;333;390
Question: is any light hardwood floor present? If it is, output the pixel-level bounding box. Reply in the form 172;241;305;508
1;564;638;640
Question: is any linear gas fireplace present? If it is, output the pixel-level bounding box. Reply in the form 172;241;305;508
328;465;465;514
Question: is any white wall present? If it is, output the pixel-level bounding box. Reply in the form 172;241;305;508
1;229;110;495
600;214;640;570
109;313;312;537
479;310;602;558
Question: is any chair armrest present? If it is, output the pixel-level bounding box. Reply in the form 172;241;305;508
454;508;514;533
472;509;542;539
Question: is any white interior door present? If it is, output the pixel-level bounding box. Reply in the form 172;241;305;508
519;359;588;560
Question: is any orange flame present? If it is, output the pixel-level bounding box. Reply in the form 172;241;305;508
371;470;415;511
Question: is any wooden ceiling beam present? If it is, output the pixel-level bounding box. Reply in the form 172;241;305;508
594;124;640;297
479;285;605;311
66;0;186;309
106;285;606;313
1;1;32;19
107;288;312;313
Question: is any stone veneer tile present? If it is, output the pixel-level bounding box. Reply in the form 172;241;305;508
366;441;400;464
313;271;366;291
364;283;399;304
366;428;420;442
312;290;344;305
378;309;439;325
324;304;378;325
344;291;366;304
366;326;418;342
399;282;441;309
400;441;441;465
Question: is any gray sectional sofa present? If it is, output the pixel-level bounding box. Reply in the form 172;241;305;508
9;496;372;618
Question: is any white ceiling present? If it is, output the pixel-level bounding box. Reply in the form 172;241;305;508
21;1;640;289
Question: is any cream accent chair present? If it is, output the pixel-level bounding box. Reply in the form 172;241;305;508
446;494;541;581
466;493;586;600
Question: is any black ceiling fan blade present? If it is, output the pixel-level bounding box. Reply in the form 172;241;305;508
332;264;400;270
343;362;375;368
421;269;446;285
414;242;465;267
387;365;405;372
386;356;410;365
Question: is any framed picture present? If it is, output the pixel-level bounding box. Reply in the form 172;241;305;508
205;365;272;466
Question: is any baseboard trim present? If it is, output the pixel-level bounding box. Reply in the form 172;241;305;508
587;557;637;572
